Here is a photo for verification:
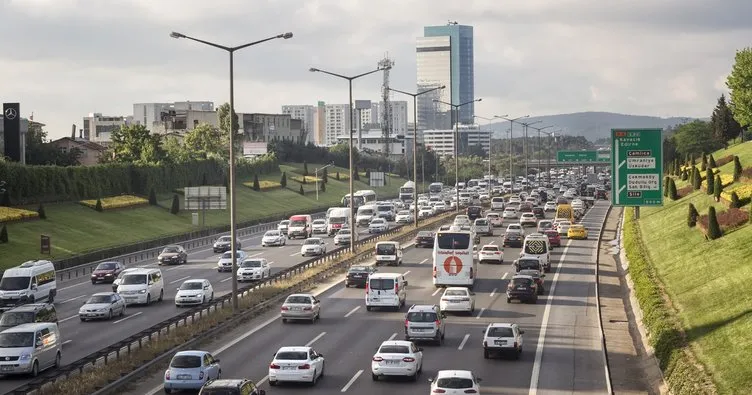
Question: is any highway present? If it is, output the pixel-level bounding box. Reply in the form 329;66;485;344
0;219;397;393
123;201;611;395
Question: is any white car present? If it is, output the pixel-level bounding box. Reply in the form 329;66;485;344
439;287;475;313
261;230;286;247
268;346;325;386
217;250;246;272
482;322;524;359
79;292;126;321
429;370;482;394
311;219;327;234
300;237;327;257
277;220;290;234
371;340;423;381
418;208;433;219
478;244;504;264
506;223;525;235
395;210;413;223
503;207;518;219
333;229;357;246
237;258;271;281
175;279;214;306
369;218;389;233
434;202;447;212
544;201;557;212
486;212;503;227
509;196;522;204
519;213;538;227
557;220;573;235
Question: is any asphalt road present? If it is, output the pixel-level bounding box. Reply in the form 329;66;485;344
0;219;404;393
122;201;610;395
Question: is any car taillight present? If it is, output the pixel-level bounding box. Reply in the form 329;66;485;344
373;356;384;362
281;306;289;311
432;266;437;278
433;389;447;393
365;282;369;292
469;268;474;279
270;363;280;369
299;364;311;369
395;283;399;292
465;389;478;393
199;371;204;380
459;297;470;302
494;251;500;254
435;319;441;326
403;357;415;362
165;370;170;380
303;306;312;311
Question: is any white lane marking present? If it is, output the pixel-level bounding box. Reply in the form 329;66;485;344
165;266;183;272
458;334;470;350
113;311;143;324
62;340;72;346
431;288;442;296
387;332;397;341
249;252;263;258
344;306;360;318
306;332;326;346
220;277;233;283
502;272;508;279
289;252;300;256
59;315;78;323
169;276;191;285
341;369;364;392
419;258;428;264
475;308;486;319
58;282;87;292
403;270;411;276
489;288;497;298
257;375;269;386
489;240;496;245
61;295;86;304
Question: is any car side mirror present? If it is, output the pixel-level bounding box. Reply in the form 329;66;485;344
403;281;409;286
177;288;181;291
31;284;38;290
418;347;424;351
112;300;118;304
477;377;483;382
428;378;434;383
520;330;525;334
257;390;266;395
204;286;210;289
214;358;220;363
314;300;320;304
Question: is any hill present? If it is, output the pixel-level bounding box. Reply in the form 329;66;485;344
489;111;699;141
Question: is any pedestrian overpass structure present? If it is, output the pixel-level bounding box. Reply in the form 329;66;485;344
529;150;611;168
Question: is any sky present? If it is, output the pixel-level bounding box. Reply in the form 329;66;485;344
1;0;751;140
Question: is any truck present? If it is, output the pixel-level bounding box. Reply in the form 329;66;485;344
399;181;415;202
327;207;350;236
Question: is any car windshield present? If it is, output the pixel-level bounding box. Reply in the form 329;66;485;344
330;217;346;224
398;211;410;215
180;282;203;290
290;220;306;226
221;252;235;259
275;351;308;360
518;260;540;270
474;220;488;226
0;332;34;348
265;231;280;236
508;225;521;230
436;377;474;389
436;233;470;249
162;247;179;253
0;277;30;291
487;327;514;337
407;312;437;322
519;270;540;278
482;246;499;252
170;355;202;368
304;239;321;245
217;236;231;242
377;206;391;212
349;266;369;273
359;209;374;216
121;274;146;285
279;221;290;226
0;312;34;327
379;345;410;354
313;220;326;225
371;219;385;224
96;262;116;270
444;289;468;296
286;296;311;304
376;244;396;254
241;260;262;268
511;278;533;287
487;214;499;218
417;231;433;237
369;278;394;290
87;295;112;304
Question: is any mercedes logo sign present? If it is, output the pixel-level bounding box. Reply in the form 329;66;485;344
4;107;17;120
4;357;9;361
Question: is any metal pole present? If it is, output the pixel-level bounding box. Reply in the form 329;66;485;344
413;94;418;228
228;51;238;313
348;79;356;250
537;129;541;184
487;121;491;177
315;168;319;201
524;124;529;183
634;206;640;220
509;120;513;183
454;107;459;212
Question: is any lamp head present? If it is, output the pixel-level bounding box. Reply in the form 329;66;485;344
476;98;483;102
281;32;293;39
169;32;185;39
309;67;319;72
439;85;446;89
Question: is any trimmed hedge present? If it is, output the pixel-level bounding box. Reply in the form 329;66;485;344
623;211;716;394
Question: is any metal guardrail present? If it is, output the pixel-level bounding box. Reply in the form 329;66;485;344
595;203;615;394
13;210;455;395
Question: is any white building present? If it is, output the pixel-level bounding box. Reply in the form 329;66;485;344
422;124;490;157
83;113;133;143
335;129;406;160
133;101;214;130
281;105;315;144
355;100;409;137
324;103;351;146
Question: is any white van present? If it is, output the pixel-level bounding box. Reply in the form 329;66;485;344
0;260;57;310
365;273;407;311
520;234;552;272
491;197;505;211
374;241;403;266
327;207;351;235
116;268;164;305
0;322;61;376
356;204;377;227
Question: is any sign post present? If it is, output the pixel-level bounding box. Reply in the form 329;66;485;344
40;235;51;254
557;150;610;163
611;129;663;216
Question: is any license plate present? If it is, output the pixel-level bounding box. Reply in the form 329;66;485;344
412;328;428;332
177;374;191;380
494;340;507;345
517;287;527;290
282;366;296;370
370;298;380;301
386;360;400;365
1;366;13;372
450;300;461;303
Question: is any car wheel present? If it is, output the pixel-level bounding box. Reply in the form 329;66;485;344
506;297;511;303
483;349;490;359
372;373;378;381
120;305;126;316
310;369;317;385
30;360;39;377
146;294;151;305
269;380;277;386
202;296;206;304
54;352;61;368
107;310;112;320
158;290;164;302
210;292;214;301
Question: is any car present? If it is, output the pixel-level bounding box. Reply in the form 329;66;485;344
268;346;325;386
518;269;546;294
414;231;435;248
344;265;377;288
368;218;389;233
158;245;188;265
466;206;483;221
453;214;472;227
544;201;557;212
502;207;518;219
198;379;266;395
404;304;446;345
502;232;523;248
175;279;214;306
429;370;482;394
544;229;562;247
371;340;423;381
112;268;140;292
532;206;545;219
395;210;413;223
311;219;328;234
277;220;290;234
506;223;525;236
439;287;475;313
0;303;57;331
261;230;286;247
280;293;321;323
300;237;327;257
506;275;538;304
212;235;240;253
537;220;554;233
482;323;524;359
79;292;126;321
567;224;588;239
163;350;221;393
418;208;433;219
486;212;503;227
478;244;504;264
473;218;493;236
237;258;271;282
333;228;358;246
90;261;125;284
556;220;573;236
518;202;533;213
519;213;538;227
434;202;447;212
217;250;247;272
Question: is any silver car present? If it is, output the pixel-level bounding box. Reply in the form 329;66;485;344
280;293;321;324
79;292;126;321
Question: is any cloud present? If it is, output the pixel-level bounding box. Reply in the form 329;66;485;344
0;0;750;139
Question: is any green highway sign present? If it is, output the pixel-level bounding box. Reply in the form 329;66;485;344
611;128;663;206
557;150;610;162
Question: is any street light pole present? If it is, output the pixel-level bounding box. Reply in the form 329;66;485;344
498;115;529;186
310;66;388;250
528;125;552;184
389;85;445;228
170;30;293;314
435;98;482;212
519;121;541;183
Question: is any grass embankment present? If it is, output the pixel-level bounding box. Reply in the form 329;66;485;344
0;163;407;269
631;140;752;394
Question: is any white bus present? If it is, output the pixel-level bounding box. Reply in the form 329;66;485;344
399;181;415;202
428;182;444;196
432;230;477;288
342;190;377;208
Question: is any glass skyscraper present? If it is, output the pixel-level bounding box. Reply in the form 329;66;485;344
416;24;475;131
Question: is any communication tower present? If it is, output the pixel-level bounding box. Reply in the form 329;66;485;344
378;54;395;156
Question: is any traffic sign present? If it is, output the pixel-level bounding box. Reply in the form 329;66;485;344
443;256;462;275
557;150;610;162
611;128;663;206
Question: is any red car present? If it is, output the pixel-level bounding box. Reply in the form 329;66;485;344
544;230;561;247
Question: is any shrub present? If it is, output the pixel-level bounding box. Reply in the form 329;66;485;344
705;168;714;194
320;182;326;192
730;191;741;208
681;169;688;181
699;207;747;233
0;189;9;207
81;195;148;211
701;153;707;171
0;207;40;222
690;154;696;166
663;176;670;197
714;175;722;202
733;156;742;181
298;185;304;195
365;169;371;179
714;154;734;167
721;184;752;202
677;185;693;199
37;203;47;220
353;166;360;181
322;168;328;183
280;172;287;187
706;206;722;239
170;194;180;214
290;175;321;184
94;198;103;212
252;174;260;191
668;179;678;200
691;166;701;190
687;203;698;227
303;161;309;176
709;154;717;168
336;172;340;181
0;225;6;243
148;188;157;205
242;180;281;191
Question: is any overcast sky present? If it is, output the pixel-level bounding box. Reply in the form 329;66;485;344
2;0;750;139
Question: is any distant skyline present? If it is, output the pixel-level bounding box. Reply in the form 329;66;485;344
1;0;751;139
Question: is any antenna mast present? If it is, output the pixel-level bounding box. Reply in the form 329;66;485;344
378;54;395;157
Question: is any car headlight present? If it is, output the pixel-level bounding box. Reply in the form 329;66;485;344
139;289;147;294
19;354;31;361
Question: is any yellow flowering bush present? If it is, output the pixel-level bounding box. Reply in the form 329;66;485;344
0;207;39;223
80;195;148;210
702;173;734;189
289;175;322;184
721;184;752;202
242;180;282;191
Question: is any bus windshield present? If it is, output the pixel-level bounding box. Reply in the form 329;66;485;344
436;233;470;249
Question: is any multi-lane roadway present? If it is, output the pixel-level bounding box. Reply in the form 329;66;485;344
123;201;611;395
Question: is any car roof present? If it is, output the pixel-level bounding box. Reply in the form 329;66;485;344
407;304;437;312
370;272;402;279
512;274;534;280
376;241;399;245
379;340;413;347
91;292;117;297
436;370;474;379
444;287;469;292
481;244;498;248
2;322;56;332
276;346;311;352
204;379;248;388
5;303;52;312
174;350;208;357
487;322;515;328
182;279;206;283
286;293;314;298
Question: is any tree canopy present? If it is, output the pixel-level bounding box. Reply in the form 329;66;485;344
726;47;752;128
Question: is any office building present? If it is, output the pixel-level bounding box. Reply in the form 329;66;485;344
133;101;214;130
312;101;326;146
355;100;409;137
243;113;304;143
83;113;133;143
422;124;489;157
335;128;406;160
282;105;315;144
324;103;351;147
416;23;475;130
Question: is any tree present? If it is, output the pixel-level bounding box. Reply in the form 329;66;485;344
669;178;678;200
148;188;157;205
0;225;7;243
365;169;371;180
298;184;304;195
322;168;328;183
663;176;670;197
218;103;241;155
184;123;226;160
466;144;487;158
353;165;360;181
252;174;260;191
320;181;326;192
692;166;702;190
673;121;724;158
714;175;723;202
223;175;229;193
733;156;743;180
336;171;340;180
303;162;309;177
170;194;180;214
687;203;699;227
37;203;47;220
706;206;723;240
726;48;752;131
709;154;717;168
711;94;743;147
24;122;81;166
730;191;741;208
701;152;708;171
280;172;287;187
95;198;103;212
162;136;193;163
706;168;714;194
104;124;164;164
0;189;9;207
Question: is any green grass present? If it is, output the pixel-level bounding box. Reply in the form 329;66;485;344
0;163;406;270
636;141;752;394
